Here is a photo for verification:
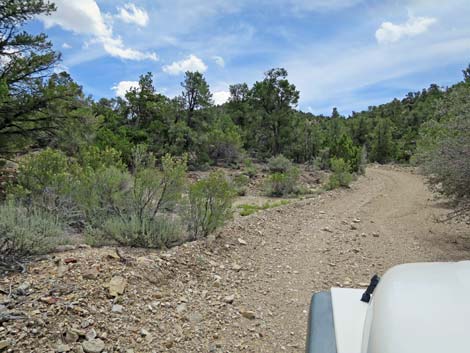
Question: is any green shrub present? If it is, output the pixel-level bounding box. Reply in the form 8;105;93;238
78;145;125;173
313;148;331;170
355;145;368;175
243;158;258;178
11;147;127;225
327;158;353;190
238;200;290;216
13;148;78;198
267;154;293;173
11;149;82;222
265;167;300;197
207;130;242;166
73;166;130;226
188;171;235;239
90;214;183;248
232;174;250;196
83;152;187;247
0;203;65;259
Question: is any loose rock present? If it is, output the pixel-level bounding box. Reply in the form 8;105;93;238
240;309;256;320
111;304;123;313
106;276;127;297
64;330;79;344
85;328;97;340
0;340;10;351
55;343;71;353
237;238;248;245
223;294;235;304
81;339;105;353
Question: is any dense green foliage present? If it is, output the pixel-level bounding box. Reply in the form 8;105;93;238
414;79;470;216
0;1;469;259
188;171;235;238
327;158;353;190
10;146;235;253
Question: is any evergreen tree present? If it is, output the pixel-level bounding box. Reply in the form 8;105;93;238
250;68;299;155
0;0;64;154
371;119;395;164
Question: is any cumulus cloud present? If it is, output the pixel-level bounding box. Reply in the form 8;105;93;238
375;16;437;44
40;0;157;61
213;90;230;105
213;55;225;67
62;42;72;49
116;3;149;27
112;80;139;97
162;55;208;75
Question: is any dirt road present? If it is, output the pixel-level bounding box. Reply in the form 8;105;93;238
216;165;469;352
3;166;469;352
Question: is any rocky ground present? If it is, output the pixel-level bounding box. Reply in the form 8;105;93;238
1;166;469;353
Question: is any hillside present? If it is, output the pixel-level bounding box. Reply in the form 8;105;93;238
1;166;468;352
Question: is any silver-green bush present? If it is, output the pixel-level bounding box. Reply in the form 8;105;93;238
0;203;65;259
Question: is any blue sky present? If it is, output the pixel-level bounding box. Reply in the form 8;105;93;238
29;0;470;115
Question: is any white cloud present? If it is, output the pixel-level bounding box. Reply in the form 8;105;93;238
286;35;470;114
62;42;72;49
54;63;69;74
40;0;157;61
375;16;437;44
116;3;149;27
213;55;225;67
213;90;230;105
162;55;208;75
112;80;139;98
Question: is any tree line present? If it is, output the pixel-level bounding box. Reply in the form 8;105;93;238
0;1;468;262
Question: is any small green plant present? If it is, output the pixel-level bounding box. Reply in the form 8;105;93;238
232;174;250;196
243;158;258;178
238;200;290;216
0;203;65;259
91;214;183;248
265;167;300;197
188;171;236;239
267;154;293;173
327;158;353;190
313;148;331;171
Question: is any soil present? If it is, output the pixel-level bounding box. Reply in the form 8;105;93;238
1;166;469;353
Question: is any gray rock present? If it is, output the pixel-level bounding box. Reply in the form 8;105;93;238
85;328;97;340
55;342;71;352
111;304;123;313
223;294;235;304
64;330;79;344
80;319;93;329
188;311;203;324
16;282;31;296
82;339;105;353
176;303;187;314
237;238;247;245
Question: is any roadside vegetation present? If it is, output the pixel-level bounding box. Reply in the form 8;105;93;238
238;200;291;217
0;1;469;264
